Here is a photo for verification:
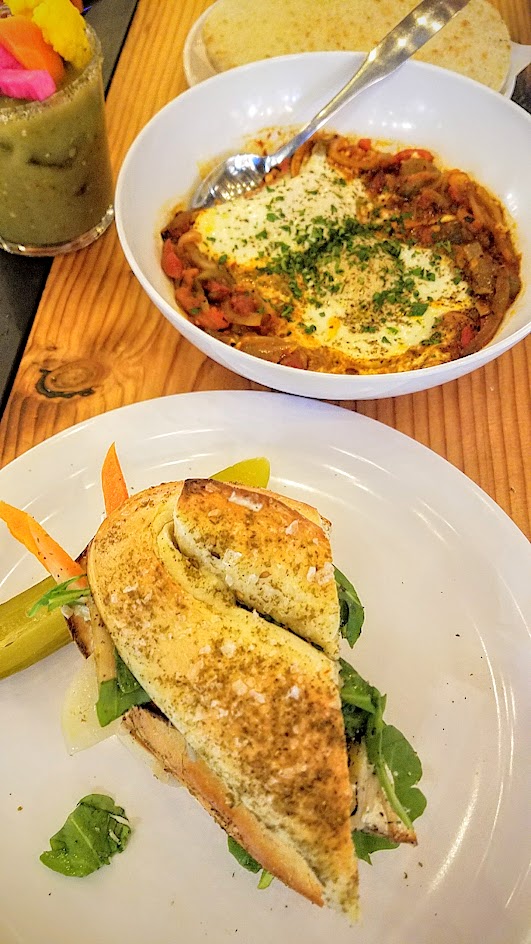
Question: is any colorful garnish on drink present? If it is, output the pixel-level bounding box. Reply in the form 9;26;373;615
0;0;89;100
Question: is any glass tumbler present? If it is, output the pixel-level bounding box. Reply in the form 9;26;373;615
0;20;114;256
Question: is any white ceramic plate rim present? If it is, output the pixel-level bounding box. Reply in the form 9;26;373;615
1;392;530;944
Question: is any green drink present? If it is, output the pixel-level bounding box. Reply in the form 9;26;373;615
0;23;113;255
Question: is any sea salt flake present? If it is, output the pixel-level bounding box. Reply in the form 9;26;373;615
306;566;317;582
285;519;299;536
249;689;266;704
315;562;334;586
221;641;236;657
228;491;263;512
199;644;211;655
223;549;243;564
233;679;248;696
123;584;138;593
287;685;300;700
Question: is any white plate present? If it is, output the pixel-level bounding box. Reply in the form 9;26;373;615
183;6;531;97
1;391;530;944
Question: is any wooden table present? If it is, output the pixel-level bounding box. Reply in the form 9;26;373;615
0;0;529;539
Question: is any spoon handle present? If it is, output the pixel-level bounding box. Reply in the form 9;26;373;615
265;0;470;171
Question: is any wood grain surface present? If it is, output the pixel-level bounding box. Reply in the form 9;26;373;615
0;0;529;540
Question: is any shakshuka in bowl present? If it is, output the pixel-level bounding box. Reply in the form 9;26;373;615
115;52;531;399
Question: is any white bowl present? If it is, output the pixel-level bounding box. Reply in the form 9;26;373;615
115;52;531;400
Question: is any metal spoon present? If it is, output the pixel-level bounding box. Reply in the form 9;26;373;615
191;0;470;209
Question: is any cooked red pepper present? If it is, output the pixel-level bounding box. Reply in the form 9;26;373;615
358;138;372;151
195;307;230;331
390;148;434;164
175;284;204;314
204;280;231;302
460;325;475;349
161;239;183;280
231;292;258;316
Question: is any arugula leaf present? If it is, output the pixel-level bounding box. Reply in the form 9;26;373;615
353;831;399;864
228;836;261;873
27;576;89;617
257;869;275;889
340;658;426;831
364;693;426;831
40;794;131;877
341;702;369;740
115;650;143;694
335;567;364;646
96;650;151;727
380;725;427;824
227;837;274;890
339;659;377;713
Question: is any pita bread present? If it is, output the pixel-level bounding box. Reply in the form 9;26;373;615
202;0;511;91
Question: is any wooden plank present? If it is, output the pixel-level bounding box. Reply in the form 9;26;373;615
0;0;529;541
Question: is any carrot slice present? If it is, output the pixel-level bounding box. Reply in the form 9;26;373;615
0;501;86;586
101;443;129;516
0;16;64;85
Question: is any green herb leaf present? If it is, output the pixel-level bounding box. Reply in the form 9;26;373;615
96;650;151;727
40;794;131;877
341;702;369;740
380;725;427;824
340;659;427;830
353;831;399;864
27;576;89;618
339;659;376;712
227;837;275;889
364;696;426;830
258;869;274;889
228;836;261;873
409;302;429;317
335;567;364;646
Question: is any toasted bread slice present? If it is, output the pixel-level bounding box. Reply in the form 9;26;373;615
87;481;358;919
174;479;340;658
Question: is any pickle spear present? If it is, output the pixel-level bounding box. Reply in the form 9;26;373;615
0;576;72;680
212;456;270;487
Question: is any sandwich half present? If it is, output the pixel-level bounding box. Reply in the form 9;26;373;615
73;478;359;918
64;477;424;919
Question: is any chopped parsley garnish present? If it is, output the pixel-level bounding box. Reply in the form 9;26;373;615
409;302;429;318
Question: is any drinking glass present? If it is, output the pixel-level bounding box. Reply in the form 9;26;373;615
0;18;114;255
